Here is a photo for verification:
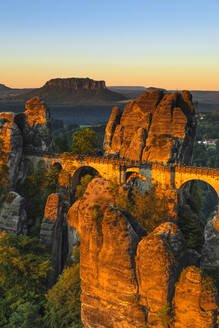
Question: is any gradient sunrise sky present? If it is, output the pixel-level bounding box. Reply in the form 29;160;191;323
1;0;219;90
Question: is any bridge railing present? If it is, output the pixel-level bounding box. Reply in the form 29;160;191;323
22;149;219;172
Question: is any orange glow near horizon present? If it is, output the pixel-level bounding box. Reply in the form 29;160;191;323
1;59;219;91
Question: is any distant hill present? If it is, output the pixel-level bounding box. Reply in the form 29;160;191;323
6;78;126;104
109;86;167;99
109;86;147;99
0;83;34;97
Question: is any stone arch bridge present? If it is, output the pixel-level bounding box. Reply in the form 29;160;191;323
24;152;219;200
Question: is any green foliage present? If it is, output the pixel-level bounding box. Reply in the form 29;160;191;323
192;112;219;168
0;232;51;326
178;182;205;249
71;128;98;155
20;165;59;236
7;302;43;328
75;174;94;199
53;134;70;153
130;186;170;233
0;137;9;203
157;303;174;328
110;181;170;233
45;166;60;194
44;263;82;328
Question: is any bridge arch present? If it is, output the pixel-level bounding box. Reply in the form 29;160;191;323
178;179;218;221
71;165;100;199
52;162;63;171
125;171;146;184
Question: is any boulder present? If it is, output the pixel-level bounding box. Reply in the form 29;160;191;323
174;266;218;328
0;191;27;234
67;177;146;328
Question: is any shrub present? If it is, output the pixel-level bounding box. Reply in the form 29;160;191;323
0;232;51;326
44;263;82;328
110;181;170;233
71;128;98;155
157;303;174;328
75;174;94;199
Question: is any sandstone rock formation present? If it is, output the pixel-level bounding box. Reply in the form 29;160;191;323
44;77;107;90
0;97;53;188
201;217;219;287
135;222;186;327
40;193;68;282
66;175;219;328
15;97;53;152
13;78;126;104
104;90;196;164
0;192;27;234
174;266;218;328
67;177;146;328
0;117;23;189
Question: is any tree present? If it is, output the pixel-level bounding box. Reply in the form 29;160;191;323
110;181;170;233
45;166;60;194
53;135;70;153
130;185;170;233
44;263;82;328
0;232;51;326
20;165;60;236
7;302;43;328
71;128;98;155
0;137;9;202
75;174;94;199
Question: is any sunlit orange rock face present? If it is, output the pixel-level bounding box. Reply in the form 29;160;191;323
174;266;218;328
0;112;16;123
135;222;186;328
14;96;53;152
67;177;146;328
24;96;48;127
104;90;196;164
0;118;23;188
67;177;218;328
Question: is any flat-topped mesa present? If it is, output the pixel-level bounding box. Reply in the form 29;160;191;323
15;96;53;152
104;90;196;164
44;77;106;91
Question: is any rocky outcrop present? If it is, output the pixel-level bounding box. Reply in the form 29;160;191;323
0;97;53;188
12;78;126;104
15;97;53;152
135;222;186;327
44;77;106;90
0;118;23;189
103;106;121;153
40;193;68;283
201;218;219;287
174;266;218;328
67;177;146;328
104;90;196;164
0;192;27;234
66;175;219;327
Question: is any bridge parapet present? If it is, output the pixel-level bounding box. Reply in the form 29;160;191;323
23;150;219;196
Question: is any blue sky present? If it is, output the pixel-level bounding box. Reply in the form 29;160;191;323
1;0;219;89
